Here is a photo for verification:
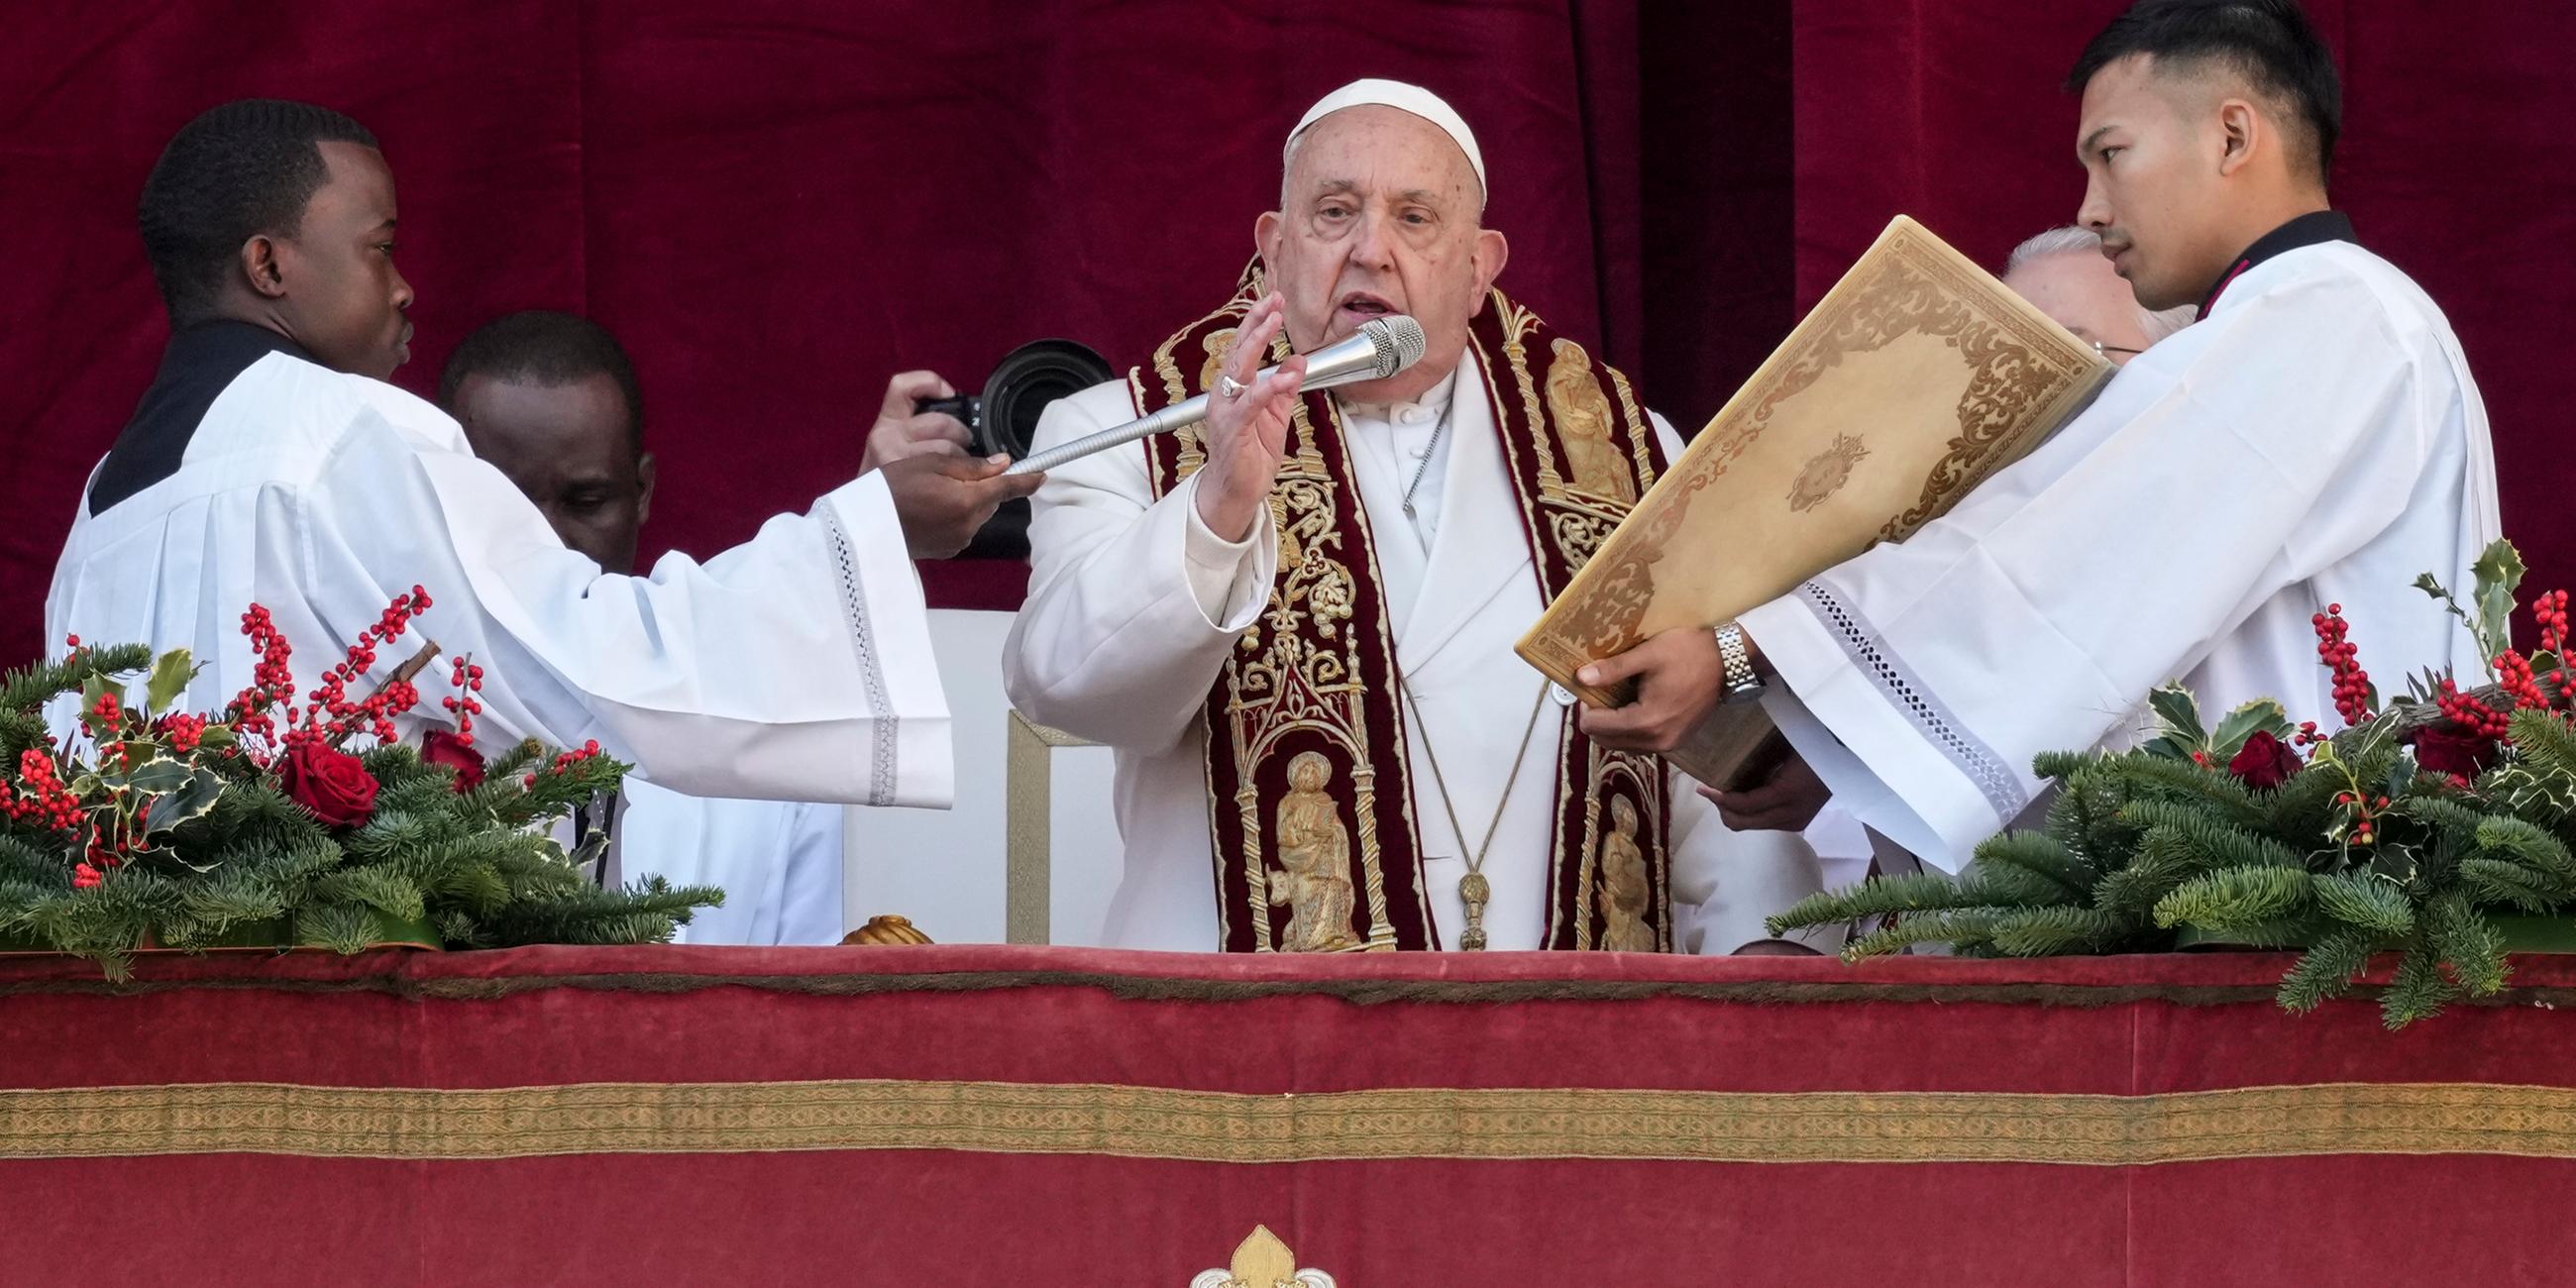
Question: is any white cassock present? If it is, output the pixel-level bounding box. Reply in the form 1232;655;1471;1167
1739;234;2502;872
1004;357;1847;953
614;785;847;944
49;326;950;816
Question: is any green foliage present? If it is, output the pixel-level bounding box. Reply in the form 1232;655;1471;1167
1771;569;2576;1027
0;637;721;975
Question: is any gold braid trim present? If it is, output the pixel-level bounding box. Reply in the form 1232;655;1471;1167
9;1079;2576;1166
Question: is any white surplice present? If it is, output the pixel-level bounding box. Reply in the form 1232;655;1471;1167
1004;356;1845;953
1739;237;2502;873
49;342;951;810
614;784;848;944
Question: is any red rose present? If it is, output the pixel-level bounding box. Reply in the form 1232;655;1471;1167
420;730;485;794
2226;730;2306;790
276;741;378;828
2415;727;2501;781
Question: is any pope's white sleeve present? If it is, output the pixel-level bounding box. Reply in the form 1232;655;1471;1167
1004;387;1277;754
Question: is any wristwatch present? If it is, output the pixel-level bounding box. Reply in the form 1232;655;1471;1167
1714;622;1764;704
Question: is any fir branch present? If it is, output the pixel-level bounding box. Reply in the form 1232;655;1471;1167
0;644;154;712
2278;927;2381;1013
1841;910;2005;960
2308;872;2416;937
2458;858;2560;913
1768;870;1988;934
2152;865;2313;931
1974;831;2095;902
2427;892;2510;999
1986;906;2135;956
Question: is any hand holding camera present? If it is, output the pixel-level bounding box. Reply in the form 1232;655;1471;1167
863;371;976;472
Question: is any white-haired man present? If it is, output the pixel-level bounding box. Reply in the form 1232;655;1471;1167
1004;80;1837;954
2003;225;2198;365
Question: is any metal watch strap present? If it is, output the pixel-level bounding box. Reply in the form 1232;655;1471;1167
1714;622;1762;703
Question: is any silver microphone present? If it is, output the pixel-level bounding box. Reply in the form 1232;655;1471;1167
1004;315;1428;476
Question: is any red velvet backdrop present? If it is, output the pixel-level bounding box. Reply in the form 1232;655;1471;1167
1;2;2565;660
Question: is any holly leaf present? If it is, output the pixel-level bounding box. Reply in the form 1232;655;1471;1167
194;725;236;750
2473;540;2527;660
125;758;192;795
144;649;197;717
2211;698;2295;759
2414;572;2452;601
144;767;225;837
2148;684;2206;748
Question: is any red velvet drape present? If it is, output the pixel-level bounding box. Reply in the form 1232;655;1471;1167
3;2;2567;656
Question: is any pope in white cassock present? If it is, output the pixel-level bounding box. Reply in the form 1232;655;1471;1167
1581;2;2502;877
1004;80;1838;954
49;100;1039;846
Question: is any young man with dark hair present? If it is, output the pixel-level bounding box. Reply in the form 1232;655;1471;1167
53;100;1039;817
1581;0;2501;877
441;311;848;943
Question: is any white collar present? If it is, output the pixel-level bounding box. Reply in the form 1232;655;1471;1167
1339;366;1460;424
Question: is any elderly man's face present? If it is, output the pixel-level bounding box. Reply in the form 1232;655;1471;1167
1257;105;1506;403
2003;250;2156;365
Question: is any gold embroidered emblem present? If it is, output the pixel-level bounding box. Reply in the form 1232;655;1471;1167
1544;338;1638;506
1191;1226;1337;1288
1198;328;1236;395
1595;796;1655;951
1787;432;1871;513
1271;752;1361;952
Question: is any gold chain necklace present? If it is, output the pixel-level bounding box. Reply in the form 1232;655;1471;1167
1398;676;1550;950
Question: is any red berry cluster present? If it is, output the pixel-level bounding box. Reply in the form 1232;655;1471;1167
2312;604;2374;727
70;862;103;890
2496;650;2550;713
4;751;83;832
152;711;209;753
225;604;297;741
2436;677;2513;739
81;691;122;737
522;739;603;790
441;656;486;746
2293;719;2324;748
2335;791;2393;847
286;588;432;749
2538;590;2572;658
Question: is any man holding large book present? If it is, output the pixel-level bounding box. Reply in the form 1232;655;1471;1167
1578;0;2500;872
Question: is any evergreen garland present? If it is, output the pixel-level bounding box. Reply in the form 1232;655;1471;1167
1771;542;2576;1028
0;597;719;978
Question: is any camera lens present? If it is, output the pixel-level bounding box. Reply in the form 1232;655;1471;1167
976;339;1114;459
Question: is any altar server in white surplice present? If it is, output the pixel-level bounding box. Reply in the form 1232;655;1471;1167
50;100;1038;817
440;311;863;944
1005;80;1846;954
1579;1;2501;874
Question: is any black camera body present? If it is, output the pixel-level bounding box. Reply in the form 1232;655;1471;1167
914;338;1113;461
915;338;1113;560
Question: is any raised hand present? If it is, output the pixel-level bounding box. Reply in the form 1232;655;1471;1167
1193;292;1309;543
862;371;975;472
882;453;1044;559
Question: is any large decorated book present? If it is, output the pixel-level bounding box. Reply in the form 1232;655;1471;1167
1516;215;2115;787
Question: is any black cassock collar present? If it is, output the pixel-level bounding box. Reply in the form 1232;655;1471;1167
89;319;314;516
2197;209;2359;321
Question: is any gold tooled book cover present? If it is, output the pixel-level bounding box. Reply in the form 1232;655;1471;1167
1517;215;2115;788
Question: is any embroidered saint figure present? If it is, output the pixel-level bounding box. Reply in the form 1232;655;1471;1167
1271;751;1360;952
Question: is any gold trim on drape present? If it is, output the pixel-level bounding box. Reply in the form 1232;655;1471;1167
9;1079;2573;1165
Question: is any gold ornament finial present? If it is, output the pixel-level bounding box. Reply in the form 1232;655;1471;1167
1189;1225;1335;1288
841;914;933;946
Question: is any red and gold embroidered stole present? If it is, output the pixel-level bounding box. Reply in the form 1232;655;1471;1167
1136;266;1672;951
